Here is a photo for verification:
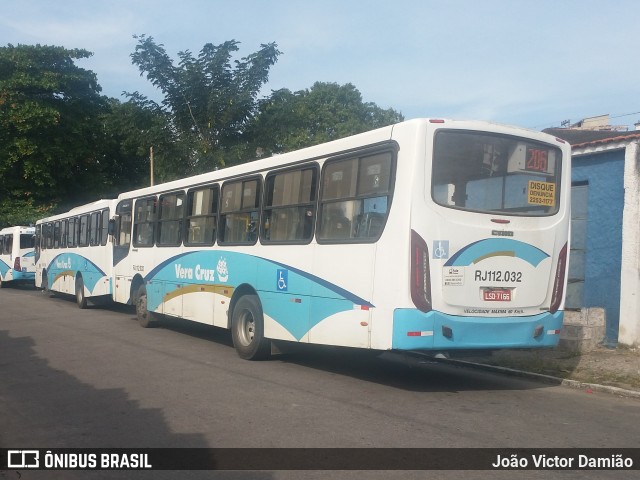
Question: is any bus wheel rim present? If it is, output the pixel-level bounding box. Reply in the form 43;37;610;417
238;310;255;346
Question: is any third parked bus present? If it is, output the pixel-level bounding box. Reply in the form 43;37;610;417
0;226;36;287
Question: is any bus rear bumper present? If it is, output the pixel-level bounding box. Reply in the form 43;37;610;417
392;309;564;351
4;270;35;283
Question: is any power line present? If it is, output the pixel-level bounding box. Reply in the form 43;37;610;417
531;110;640;130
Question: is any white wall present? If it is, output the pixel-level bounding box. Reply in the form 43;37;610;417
618;141;640;346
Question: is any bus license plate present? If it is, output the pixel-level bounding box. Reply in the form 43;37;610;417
483;289;511;301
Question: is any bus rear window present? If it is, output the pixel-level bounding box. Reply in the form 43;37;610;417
432;131;562;216
20;234;35;249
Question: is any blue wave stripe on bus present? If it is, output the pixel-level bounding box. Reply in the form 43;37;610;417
144;251;373;306
47;253;107;293
23;251;35;258
0;259;10;277
268;259;374;308
143;250;374;340
444;238;549;267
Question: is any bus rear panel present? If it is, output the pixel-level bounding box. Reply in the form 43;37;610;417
391;122;570;352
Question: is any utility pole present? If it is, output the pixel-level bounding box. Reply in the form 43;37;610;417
150;146;154;186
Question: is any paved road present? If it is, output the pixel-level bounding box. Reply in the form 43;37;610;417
1;286;639;480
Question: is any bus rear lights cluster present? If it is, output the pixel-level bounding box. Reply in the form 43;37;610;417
550;243;568;313
13;257;21;271
410;230;432;313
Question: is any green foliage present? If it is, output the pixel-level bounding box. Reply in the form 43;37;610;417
247;82;404;157
129;35;282;173
98;96;187;187
0;44;106;222
0;197;55;229
0;44;173;226
1;39;405;228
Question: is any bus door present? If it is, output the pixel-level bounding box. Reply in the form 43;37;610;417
113;200;133;303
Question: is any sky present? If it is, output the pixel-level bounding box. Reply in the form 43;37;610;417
2;0;640;131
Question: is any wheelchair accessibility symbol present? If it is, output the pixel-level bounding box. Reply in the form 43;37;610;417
433;240;449;259
277;269;288;291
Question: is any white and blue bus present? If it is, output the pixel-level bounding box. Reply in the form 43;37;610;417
0;226;36;287
35;199;117;308
104;118;570;359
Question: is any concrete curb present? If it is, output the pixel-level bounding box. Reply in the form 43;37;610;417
413;353;640;400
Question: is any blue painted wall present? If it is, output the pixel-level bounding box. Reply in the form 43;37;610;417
571;151;625;343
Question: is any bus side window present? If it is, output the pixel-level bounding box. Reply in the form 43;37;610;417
262;166;317;244
115;201;132;248
318;151;393;242
219;179;260;245
53;221;61;249
61;220;68;248
45;223;53;249
158;192;185;246
101;209;110;246
133;197;156;247
90;211;100;246
119;213;132;247
79;215;89;247
68;218;77;248
185;185;218;246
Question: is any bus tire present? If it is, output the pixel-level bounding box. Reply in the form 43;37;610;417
76;277;87;309
136;286;157;328
231;294;270;360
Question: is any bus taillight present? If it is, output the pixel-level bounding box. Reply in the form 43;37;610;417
550;242;568;313
410;230;432;312
13;257;21;271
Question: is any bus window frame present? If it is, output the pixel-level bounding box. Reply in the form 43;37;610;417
89;211;101;246
115;200;133;249
219;176;262;246
184;184;219;247
79;214;89;247
260;163;319;245
100;208;110;246
132;197;157;248
68;217;78;248
317;146;396;245
431;129;563;217
157;191;186;247
53;221;61;249
60;219;68;248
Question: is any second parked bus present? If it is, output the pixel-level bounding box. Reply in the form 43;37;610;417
35;200;117;308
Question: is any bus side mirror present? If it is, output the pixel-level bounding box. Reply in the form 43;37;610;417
108;218;117;236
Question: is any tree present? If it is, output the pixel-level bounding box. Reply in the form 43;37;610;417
129;35;281;174
247;82;404;157
98;96;189;188
0;44;107;225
